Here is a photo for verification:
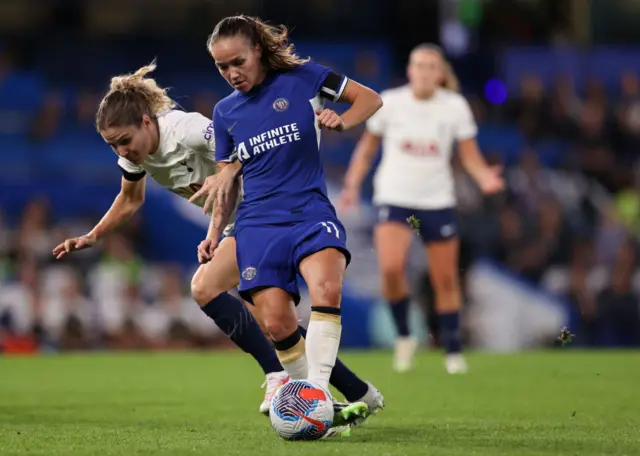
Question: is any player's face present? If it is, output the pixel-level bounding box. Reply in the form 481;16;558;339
407;49;444;96
210;36;263;93
100;115;156;165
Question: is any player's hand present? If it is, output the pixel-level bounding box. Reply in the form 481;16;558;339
477;165;505;195
189;167;237;215
316;109;345;131
52;234;97;260
189;175;219;214
197;238;219;264
337;186;360;213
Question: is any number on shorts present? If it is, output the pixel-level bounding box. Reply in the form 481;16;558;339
320;221;340;238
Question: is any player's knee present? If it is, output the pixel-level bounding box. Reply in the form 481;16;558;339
263;314;297;341
309;279;343;308
380;262;404;284
432;272;459;294
380;264;405;292
190;276;223;306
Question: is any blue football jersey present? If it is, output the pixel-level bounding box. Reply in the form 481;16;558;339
213;61;348;226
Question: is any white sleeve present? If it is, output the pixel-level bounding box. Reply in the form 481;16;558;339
365;91;389;136
455;96;478;141
178;112;215;155
117;157;145;181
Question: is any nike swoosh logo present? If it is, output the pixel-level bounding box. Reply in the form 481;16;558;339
291;409;326;433
228;120;239;132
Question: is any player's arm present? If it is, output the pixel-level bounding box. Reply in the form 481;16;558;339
455;98;504;194
207;163;240;240
338;89;386;211
53;172;146;259
189;105;242;213
314;65;382;131
344;131;381;191
338;131;382;212
337;80;383;131
197;161;241;264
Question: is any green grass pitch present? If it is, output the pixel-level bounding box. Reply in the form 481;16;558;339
1;350;639;455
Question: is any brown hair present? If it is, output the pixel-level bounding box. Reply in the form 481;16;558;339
95;61;175;131
411;43;460;92
207;15;309;71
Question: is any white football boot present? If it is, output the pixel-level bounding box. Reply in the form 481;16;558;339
324;380;385;438
351;381;384;427
445;353;468;374
259;371;290;415
393;336;417;372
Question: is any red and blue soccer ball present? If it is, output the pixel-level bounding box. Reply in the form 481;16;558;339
269;380;335;440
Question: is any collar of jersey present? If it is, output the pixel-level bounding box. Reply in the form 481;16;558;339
238;71;279;98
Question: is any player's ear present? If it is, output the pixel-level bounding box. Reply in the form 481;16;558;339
141;114;152;128
254;42;262;57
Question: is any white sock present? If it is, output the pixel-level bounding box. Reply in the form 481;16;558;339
282;354;308;380
305;311;342;390
275;337;308;380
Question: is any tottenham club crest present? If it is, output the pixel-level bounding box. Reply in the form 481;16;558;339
242;266;257;281
273;98;289;112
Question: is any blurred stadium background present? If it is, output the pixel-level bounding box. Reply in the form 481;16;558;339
0;0;639;355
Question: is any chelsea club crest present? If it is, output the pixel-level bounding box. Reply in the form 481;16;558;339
272;98;289;112
242;267;257;281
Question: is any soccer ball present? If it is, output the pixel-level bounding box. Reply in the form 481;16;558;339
269;380;334;440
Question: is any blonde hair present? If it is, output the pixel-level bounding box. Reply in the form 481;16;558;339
207;15;309;71
411;43;460;92
95;60;175;131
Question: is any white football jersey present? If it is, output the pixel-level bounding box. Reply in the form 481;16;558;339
366;86;478;210
117;110;236;232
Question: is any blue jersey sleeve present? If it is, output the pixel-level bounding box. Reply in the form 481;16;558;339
302;61;349;102
213;104;235;162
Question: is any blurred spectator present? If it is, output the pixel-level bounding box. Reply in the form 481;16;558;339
507;149;555;215
596;241;640;346
30;92;63;141
16;197;55;264
506;74;548;139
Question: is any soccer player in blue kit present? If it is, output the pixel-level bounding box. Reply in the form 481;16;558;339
204;15;383;394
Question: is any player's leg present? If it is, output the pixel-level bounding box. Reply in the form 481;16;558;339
235;225;310;381
298;248;346;391
421;208;467;374
298;325;384;419
374;206;416;372
190;236;285;379
294;218;351;392
243;294;381;416
251;288;309;380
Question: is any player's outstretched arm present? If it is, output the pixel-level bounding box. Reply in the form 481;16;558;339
335;80;383;131
338;131;382;213
52;177;146;259
458;138;504;195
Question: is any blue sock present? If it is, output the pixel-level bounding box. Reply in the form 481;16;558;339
298;325;368;402
389;297;411;337
439;311;462;354
200;293;283;375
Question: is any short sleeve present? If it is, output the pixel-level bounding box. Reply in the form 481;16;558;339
213;105;235;162
455;97;478;141
365;91;388;135
179;112;215;155
118;157;146;181
304;61;349;102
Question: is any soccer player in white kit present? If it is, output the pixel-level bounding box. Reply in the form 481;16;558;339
52;62;383;428
339;44;504;374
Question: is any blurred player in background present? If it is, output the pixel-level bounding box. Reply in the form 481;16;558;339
201;15;382;397
52;62;383;428
339;44;504;374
